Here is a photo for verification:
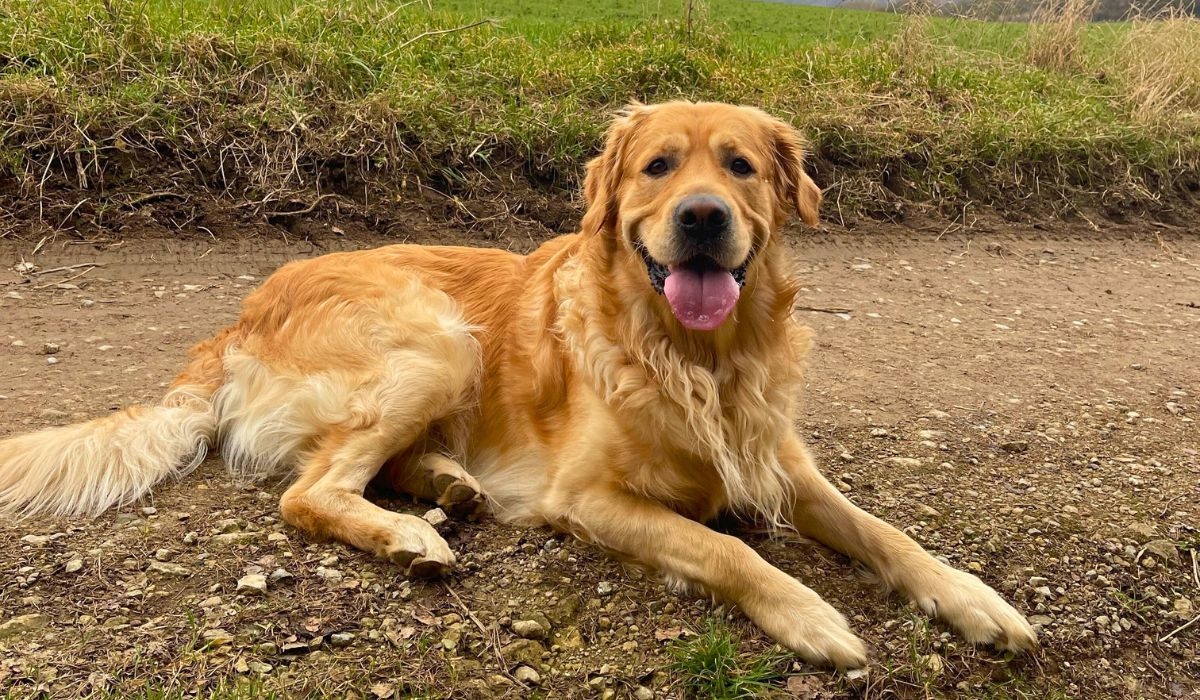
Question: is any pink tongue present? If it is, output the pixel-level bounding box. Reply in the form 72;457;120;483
663;265;740;331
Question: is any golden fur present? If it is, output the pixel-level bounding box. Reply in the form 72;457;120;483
0;102;1036;667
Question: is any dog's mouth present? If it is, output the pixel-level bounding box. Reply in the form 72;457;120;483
636;242;749;332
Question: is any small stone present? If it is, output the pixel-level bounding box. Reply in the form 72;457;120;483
269;568;294;583
330;632;354;648
846;668;868;680
153;548;173;562
42;342;60;355
247;661;273;674
1001;441;1029;454
1028;614;1053;629
1028;576;1049;587
21;535;51;546
0;614;49;640
140;507;157;516
920;653;944;675
916;504;940;518
633;687;654;700
597;581;615;597
1143;540;1178;564
148;560;191;576
46;356;58;365
65;558;84;573
182;531;199;545
319;554;339;567
316;567;343;585
211;532;257;546
236;574;268;595
423;508;449;528
267;532;288;543
514;665;541;685
887;457;922;468
511;619;546;640
917;429;945;440
501;639;545;669
199;596;222;608
870;427;890;437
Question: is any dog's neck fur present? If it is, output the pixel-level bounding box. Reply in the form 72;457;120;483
551;232;810;527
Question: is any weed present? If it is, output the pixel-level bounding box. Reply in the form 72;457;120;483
669;616;788;699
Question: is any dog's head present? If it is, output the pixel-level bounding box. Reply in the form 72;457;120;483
581;101;820;332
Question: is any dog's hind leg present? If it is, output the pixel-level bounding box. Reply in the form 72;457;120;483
386;452;485;518
277;344;479;578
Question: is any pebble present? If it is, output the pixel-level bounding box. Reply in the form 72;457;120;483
199;596;222;608
148;560;191;576
633;687;654;700
20;535;51;546
64;558;84;573
140;507;157;516
0;614;49;640
597;581;615;597
269;567;295;583
330;632;355;648
887;457;922;468
512;619;546;640
423;508;449;528
46;356;58;365
316;567;343;585
42;342;60;354
236;574;268;595
153;548;173;561
514;665;541;686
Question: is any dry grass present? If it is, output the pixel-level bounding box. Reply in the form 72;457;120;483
1111;11;1200;123
0;0;1198;229
1026;0;1099;72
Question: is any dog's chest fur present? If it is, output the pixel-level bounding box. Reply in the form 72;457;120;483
554;253;808;527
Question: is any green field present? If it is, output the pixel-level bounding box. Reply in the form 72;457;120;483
1;0;1197;220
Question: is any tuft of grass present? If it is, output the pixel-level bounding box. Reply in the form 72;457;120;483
1112;11;1200;123
1026;0;1098;71
669;617;788;699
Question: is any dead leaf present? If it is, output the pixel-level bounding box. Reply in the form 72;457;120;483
412;608;438;626
371;682;395;699
654;627;684;642
786;674;824;697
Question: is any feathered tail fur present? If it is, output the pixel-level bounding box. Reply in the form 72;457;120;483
0;330;234;518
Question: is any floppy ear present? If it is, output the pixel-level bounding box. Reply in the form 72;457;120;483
768;118;822;227
580;104;649;235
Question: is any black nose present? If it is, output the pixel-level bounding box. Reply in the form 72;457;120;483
674;195;730;243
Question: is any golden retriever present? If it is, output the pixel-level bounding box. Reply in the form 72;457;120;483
0;102;1036;668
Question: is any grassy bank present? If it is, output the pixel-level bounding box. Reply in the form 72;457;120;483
1;0;1198;225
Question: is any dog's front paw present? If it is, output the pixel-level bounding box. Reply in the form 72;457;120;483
377;513;457;578
912;567;1037;653
743;575;869;670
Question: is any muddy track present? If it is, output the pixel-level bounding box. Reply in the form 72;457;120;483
0;217;1197;699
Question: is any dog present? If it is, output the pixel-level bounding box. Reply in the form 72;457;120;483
0;102;1036;668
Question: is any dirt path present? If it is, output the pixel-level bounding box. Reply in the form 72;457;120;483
0;223;1197;699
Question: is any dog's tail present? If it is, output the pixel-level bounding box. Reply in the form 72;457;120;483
0;328;238;518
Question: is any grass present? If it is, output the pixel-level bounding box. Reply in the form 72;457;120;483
669;616;788;698
1;0;1199;227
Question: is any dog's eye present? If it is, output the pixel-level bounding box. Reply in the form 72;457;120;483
730;157;754;176
645;158;670;177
